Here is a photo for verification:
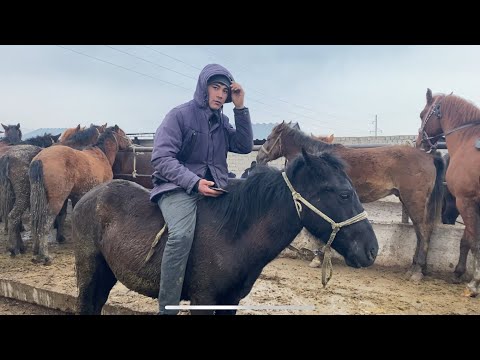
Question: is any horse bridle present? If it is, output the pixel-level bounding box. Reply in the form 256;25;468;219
282;172;368;288
419;92;480;153
418;94;447;153
259;133;282;158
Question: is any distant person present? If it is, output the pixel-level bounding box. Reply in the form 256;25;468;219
241;161;257;178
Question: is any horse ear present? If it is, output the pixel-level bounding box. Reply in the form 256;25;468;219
328;134;334;142
16;123;20;129
52;134;61;142
426;88;433;105
103;123;107;128
301;148;313;167
114;125;119;131
90;123;94;127
76;124;81;131
1;124;7;131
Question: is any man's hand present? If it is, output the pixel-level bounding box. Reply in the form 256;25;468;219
197;179;223;197
231;81;245;109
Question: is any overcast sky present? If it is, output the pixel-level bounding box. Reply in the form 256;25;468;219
0;45;479;137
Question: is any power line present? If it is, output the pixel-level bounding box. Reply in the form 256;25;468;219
105;45;197;80
143;45;203;71
56;45;193;92
201;46;376;124
136;46;367;132
57;45;369;135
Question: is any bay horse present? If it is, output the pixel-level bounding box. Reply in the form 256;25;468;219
0;126;103;256
112;147;154;189
257;122;444;281
73;150;378;315
29;125;132;265
417;88;480;296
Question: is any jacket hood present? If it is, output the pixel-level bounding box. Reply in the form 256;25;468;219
193;64;234;108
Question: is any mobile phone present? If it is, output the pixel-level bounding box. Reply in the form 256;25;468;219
209;187;229;193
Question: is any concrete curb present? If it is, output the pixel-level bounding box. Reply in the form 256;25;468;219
0;279;153;315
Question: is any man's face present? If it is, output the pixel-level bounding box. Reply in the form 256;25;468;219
207;82;229;110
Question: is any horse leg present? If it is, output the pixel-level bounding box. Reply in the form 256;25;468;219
452;229;469;283
401;197;433;282
455;198;479;295
214;295;241;315
76;253;117;315
7;176;29;256
188;294;217;315
55;199;69;243
32;214;56;265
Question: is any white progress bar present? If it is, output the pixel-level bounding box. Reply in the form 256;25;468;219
165;305;315;310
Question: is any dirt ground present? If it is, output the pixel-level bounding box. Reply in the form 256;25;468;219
0;198;477;315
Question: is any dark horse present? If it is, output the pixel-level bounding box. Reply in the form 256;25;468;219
441;153;460;225
417;88;480;296
0;126;102;256
29;125;132;265
73;150;378;315
257;122;444;281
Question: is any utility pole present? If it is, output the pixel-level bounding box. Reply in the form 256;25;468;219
370;115;382;138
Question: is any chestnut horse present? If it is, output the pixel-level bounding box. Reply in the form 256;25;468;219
257;122;444;281
29;125;132;264
0;125;103;256
417;88;480;296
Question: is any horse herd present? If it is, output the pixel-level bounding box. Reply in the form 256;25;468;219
0;88;479;314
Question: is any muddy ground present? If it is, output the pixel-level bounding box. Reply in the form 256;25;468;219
0;197;477;315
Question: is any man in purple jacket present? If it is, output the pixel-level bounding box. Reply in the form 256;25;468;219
150;63;253;315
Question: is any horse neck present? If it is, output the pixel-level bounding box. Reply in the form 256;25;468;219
100;136;119;166
282;131;328;160
235;189;303;267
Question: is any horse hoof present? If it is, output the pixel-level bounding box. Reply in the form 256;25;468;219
308;257;321;268
463;286;478;297
32;256;51;266
409;272;423;282
56;234;66;244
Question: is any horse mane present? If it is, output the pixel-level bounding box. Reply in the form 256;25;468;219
441;94;480;140
20;133;58;147
62;126;99;147
88;126;118;153
281;124;340;152
207;151;346;239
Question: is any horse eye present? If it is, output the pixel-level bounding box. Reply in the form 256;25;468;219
340;192;350;200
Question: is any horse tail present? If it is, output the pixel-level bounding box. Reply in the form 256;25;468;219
29;160;48;239
426;152;445;224
0;155;15;227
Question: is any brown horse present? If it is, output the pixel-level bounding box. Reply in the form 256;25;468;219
29;125;132;264
0;124;22;151
112;147;153;189
416;88;480;296
257;122;444;281
311;133;334;143
73;150;378;314
0;126;102;256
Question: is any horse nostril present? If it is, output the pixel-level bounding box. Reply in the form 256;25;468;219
369;246;378;261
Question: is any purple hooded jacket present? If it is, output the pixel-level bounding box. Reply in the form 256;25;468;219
150;64;253;201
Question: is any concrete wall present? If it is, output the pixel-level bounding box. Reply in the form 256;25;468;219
287;223;471;275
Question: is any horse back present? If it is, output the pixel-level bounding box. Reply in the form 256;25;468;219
73;180;166;297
